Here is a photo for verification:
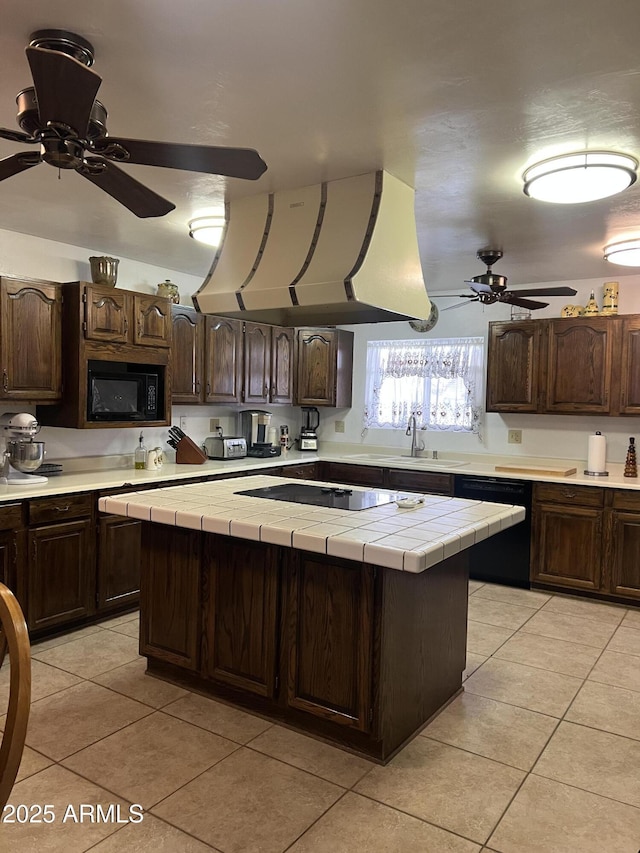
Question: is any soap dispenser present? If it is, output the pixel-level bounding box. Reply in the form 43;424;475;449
134;431;147;470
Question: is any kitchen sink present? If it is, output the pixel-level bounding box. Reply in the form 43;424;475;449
383;456;469;468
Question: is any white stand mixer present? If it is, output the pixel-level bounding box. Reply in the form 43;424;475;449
0;413;48;485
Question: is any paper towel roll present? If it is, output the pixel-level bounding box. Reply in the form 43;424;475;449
587;432;607;473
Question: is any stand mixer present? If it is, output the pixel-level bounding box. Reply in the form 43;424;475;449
0;413;48;485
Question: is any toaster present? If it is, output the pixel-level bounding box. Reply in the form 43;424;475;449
203;436;247;460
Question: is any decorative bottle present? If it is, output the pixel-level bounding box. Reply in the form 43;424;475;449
624;437;637;478
584;290;599;316
134;432;147;470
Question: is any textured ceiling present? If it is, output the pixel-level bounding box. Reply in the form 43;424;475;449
1;0;640;295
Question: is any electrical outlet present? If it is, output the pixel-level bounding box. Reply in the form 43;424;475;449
209;418;220;431
334;420;345;433
508;429;522;444
179;416;187;431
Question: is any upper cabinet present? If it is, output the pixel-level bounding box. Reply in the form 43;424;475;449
296;328;354;407
0;277;62;403
486;315;635;416
170;312;295;406
83;284;171;348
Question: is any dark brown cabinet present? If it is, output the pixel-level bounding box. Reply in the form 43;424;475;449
605;491;640;601
83;284;171;348
204;315;244;404
140;523;201;670
486;315;640;416
97;515;142;611
286;551;373;731
271;326;295;404
171;306;204;404
486;321;542;413
296;328;354;407
243;321;272;405
204;536;279;697
0;277;62;402
319;462;453;496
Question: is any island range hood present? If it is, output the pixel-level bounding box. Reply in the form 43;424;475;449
193;170;432;326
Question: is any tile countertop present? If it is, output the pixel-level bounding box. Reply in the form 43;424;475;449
98;474;526;573
0;445;638;504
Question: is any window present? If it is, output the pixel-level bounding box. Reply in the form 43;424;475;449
363;337;484;435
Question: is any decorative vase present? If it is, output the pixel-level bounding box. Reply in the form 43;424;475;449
157;279;180;303
583;290;599;316
89;256;119;287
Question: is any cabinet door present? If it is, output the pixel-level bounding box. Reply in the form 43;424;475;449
171;307;204;404
84;284;131;343
243;322;271;405
27;519;94;632
140;523;200;670
486;321;542;412
271;327;294;404
97;515;141;612
617;317;640;415
0;530;18;591
203;535;279;697
286;552;373;732
134;294;172;348
545;318;613;413
297;330;337;406
319;462;385;487
606;511;640;600
204;316;243;404
531;502;602;591
385;468;453;496
0;279;62;400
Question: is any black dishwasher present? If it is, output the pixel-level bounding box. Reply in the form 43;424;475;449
453;475;532;587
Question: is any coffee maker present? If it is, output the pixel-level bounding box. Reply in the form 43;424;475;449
299;407;320;451
239;410;281;458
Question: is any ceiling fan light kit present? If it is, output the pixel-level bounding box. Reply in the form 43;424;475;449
0;29;267;218
603;239;640;266
188;216;226;247
522;151;638;204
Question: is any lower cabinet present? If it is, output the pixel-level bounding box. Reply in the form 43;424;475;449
531;483;640;603
27;518;94;632
0;503;24;596
97;515;142;611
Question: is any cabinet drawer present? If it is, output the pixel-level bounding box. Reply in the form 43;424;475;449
611;490;640;511
0;502;24;530
279;463;319;480
321;462;385;487
28;493;94;525
534;483;604;508
385;469;453;496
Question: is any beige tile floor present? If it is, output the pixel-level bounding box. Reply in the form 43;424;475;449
2;583;640;852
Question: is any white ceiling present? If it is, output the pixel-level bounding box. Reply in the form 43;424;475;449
2;0;640;295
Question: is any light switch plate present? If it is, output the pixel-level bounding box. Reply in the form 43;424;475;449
334;420;345;433
508;429;522;444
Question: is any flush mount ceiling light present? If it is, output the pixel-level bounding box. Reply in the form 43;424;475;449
522;151;638;203
603;238;640;266
188;215;226;247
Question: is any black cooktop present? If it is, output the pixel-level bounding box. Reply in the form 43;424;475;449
236;483;399;511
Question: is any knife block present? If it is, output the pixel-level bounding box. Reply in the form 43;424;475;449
175;436;207;465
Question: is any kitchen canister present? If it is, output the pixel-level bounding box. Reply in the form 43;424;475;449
157;279;180;303
602;281;619;315
585;430;608;476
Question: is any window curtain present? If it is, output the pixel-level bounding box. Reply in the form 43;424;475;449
363;337;484;437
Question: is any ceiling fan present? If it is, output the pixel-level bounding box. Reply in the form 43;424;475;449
0;29;267;218
444;249;577;311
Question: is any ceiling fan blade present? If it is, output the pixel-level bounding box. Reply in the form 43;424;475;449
94;137;267;180
0;127;35;144
0;152;40;182
78;158;176;218
507;286;578;297
443;298;479;311
466;280;493;294
26;46;101;136
501;295;549;310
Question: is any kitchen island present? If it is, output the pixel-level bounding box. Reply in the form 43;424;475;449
101;474;523;761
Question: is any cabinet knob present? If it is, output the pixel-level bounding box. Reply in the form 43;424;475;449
54;505;71;513
561;489;577;499
123;318;129;335
2;369;7;392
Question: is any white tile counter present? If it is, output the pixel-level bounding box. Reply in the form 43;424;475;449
99;474;525;573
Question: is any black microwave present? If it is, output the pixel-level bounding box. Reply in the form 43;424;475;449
87;362;160;422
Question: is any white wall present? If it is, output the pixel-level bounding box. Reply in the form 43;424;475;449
3;226;640;467
319;275;640;467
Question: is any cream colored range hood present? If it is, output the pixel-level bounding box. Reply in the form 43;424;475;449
193;170;431;325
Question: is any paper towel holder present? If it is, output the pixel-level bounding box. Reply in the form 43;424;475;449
584;430;609;476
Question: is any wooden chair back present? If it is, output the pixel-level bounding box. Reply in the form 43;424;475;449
0;584;31;811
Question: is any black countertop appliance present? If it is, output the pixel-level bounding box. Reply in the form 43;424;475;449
453;474;532;588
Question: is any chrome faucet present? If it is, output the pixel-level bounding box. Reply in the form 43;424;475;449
405;416;425;457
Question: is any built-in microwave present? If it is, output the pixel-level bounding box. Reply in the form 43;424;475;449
87;361;161;422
